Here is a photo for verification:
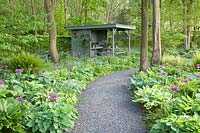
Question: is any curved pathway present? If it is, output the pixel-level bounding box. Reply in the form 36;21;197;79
71;70;147;133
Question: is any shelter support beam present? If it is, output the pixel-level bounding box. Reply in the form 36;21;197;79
128;30;131;55
112;28;117;56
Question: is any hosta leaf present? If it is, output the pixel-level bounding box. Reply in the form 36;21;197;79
191;104;200;112
184;106;191;111
53;122;58;129
27;120;34;127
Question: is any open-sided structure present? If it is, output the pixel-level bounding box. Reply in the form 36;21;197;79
66;23;136;56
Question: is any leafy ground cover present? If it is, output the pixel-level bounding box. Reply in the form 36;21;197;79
0;51;138;133
129;51;200;133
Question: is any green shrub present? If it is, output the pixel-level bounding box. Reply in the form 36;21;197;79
191;52;200;70
162;55;188;68
150;113;200;133
133;85;172;112
128;71;161;92
4;51;45;73
27;102;77;133
0;97;29;133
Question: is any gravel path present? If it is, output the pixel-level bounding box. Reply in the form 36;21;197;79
71;70;147;133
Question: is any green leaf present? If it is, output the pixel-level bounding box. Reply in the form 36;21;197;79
27;120;34;127
57;129;63;133
53;122;58;129
184;106;192;111
192;104;200;112
43;120;51;131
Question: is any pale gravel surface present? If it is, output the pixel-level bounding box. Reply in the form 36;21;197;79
71;70;147;133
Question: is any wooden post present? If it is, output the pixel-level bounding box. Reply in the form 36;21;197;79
128;30;131;55
112;28;115;56
89;30;92;56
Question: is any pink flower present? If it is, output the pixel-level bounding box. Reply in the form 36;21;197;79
49;92;58;101
197;74;200;78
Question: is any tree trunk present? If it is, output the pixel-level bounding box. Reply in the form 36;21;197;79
31;0;37;35
140;0;149;71
152;0;162;65
192;26;197;47
64;0;67;25
45;0;59;63
183;0;194;51
186;26;191;49
183;1;189;51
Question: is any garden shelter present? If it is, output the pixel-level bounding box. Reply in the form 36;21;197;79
66;23;136;56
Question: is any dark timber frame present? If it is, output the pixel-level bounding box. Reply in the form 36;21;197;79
66;23;136;56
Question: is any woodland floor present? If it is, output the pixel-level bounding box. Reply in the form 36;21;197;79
71;70;147;133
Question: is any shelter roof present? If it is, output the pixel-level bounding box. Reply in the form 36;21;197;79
65;23;136;31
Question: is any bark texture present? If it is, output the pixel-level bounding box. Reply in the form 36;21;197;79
183;0;194;51
152;0;162;65
140;0;149;71
45;0;59;63
31;0;37;35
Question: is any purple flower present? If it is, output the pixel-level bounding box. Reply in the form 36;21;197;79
188;77;192;81
197;74;200;78
166;63;171;66
65;62;69;65
197;64;200;69
93;58;96;62
38;71;43;75
15;69;23;74
56;63;60;67
183;78;189;83
72;51;76;55
160;71;167;76
49;92;58;101
0;80;4;85
171;86;180;92
5;70;10;74
159;65;164;69
182;78;192;83
31;69;35;73
72;51;79;56
16;96;24;102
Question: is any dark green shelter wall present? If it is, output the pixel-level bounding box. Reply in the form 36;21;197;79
71;30;90;55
